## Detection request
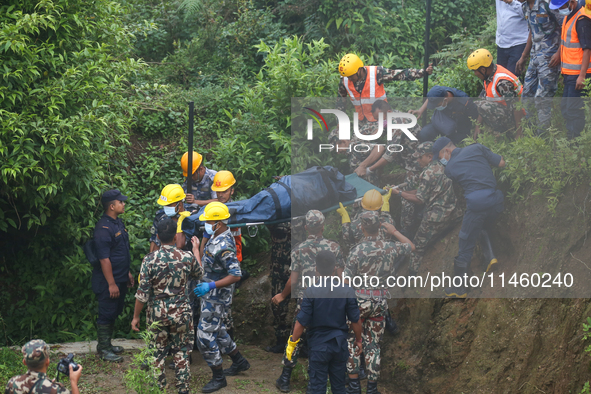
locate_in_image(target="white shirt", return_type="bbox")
[496,0,529,48]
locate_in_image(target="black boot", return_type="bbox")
[107,323,124,354]
[275,366,292,393]
[223,351,250,376]
[346,377,361,394]
[366,380,381,394]
[202,366,227,393]
[96,324,123,362]
[265,333,287,353]
[385,309,400,336]
[480,230,497,272]
[359,356,367,380]
[445,262,468,299]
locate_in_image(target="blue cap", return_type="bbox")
[101,189,128,204]
[426,86,450,109]
[549,0,569,9]
[432,136,451,162]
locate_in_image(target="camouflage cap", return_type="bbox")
[359,210,380,228]
[22,339,49,364]
[305,210,325,228]
[417,141,434,156]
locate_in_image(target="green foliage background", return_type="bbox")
[1,0,590,346]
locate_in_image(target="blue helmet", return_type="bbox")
[549,0,569,10]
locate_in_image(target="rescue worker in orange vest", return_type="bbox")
[337,54,433,135]
[467,48,526,139]
[550,0,591,139]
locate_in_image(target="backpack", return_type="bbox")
[83,239,101,269]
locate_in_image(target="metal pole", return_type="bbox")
[422,0,432,125]
[423,0,432,98]
[187,102,194,195]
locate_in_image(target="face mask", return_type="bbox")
[204,223,216,235]
[559,5,571,15]
[163,206,177,217]
[440,158,449,166]
[435,104,447,111]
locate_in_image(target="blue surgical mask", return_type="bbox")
[163,206,177,217]
[440,158,448,166]
[559,6,571,15]
[204,223,215,235]
[435,105,447,111]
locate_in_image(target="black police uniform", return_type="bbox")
[443,143,504,269]
[92,212,130,325]
[296,282,360,394]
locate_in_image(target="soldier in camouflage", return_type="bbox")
[359,100,423,237]
[132,219,204,394]
[5,339,83,394]
[515,0,561,132]
[192,202,250,393]
[273,210,343,393]
[265,222,293,353]
[337,189,395,246]
[344,211,415,394]
[391,142,462,274]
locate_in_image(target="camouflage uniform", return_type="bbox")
[349,133,379,184]
[196,229,241,367]
[268,223,292,339]
[283,211,343,368]
[5,340,69,394]
[182,167,217,210]
[381,119,422,236]
[475,64,522,133]
[136,245,204,391]
[408,143,461,272]
[342,210,395,247]
[345,211,412,381]
[522,0,561,128]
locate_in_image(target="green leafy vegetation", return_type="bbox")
[1,0,590,347]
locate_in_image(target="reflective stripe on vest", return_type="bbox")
[561,8,591,75]
[342,66,387,122]
[484,64,523,106]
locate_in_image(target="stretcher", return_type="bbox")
[227,173,385,229]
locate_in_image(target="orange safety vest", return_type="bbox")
[484,64,523,106]
[561,8,591,75]
[343,66,387,122]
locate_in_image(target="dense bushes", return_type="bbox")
[1,0,589,346]
[0,0,143,344]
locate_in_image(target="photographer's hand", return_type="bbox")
[69,364,82,394]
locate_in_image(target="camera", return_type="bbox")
[56,353,79,376]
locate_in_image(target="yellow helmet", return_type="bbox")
[181,151,203,177]
[199,201,231,221]
[339,54,364,77]
[157,184,186,206]
[361,189,383,211]
[211,171,236,192]
[467,49,493,70]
